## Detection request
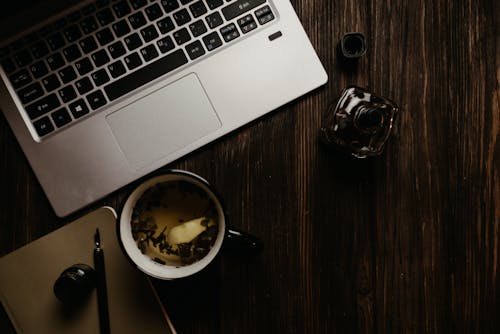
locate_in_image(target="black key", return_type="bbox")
[67,11,82,22]
[96,8,115,26]
[108,60,126,78]
[129,11,147,29]
[189,20,207,37]
[33,116,54,136]
[185,40,205,60]
[189,1,207,18]
[46,52,65,70]
[161,0,179,13]
[82,4,96,15]
[30,41,50,59]
[91,69,110,86]
[157,17,175,34]
[18,82,44,104]
[96,0,111,8]
[205,0,223,10]
[145,3,163,21]
[180,0,194,4]
[13,50,32,67]
[124,33,143,50]
[63,44,82,62]
[75,57,94,75]
[41,74,61,92]
[26,93,60,119]
[205,11,223,29]
[140,25,159,42]
[112,20,131,37]
[24,32,39,45]
[222,0,265,21]
[47,32,66,51]
[104,49,188,101]
[58,66,77,83]
[9,69,32,89]
[69,99,90,118]
[124,52,143,70]
[108,41,127,59]
[64,25,82,43]
[53,18,68,30]
[80,16,99,34]
[86,90,107,110]
[29,61,49,79]
[140,44,159,62]
[112,1,131,18]
[79,36,99,53]
[220,23,239,42]
[75,77,94,94]
[130,0,148,10]
[173,28,191,45]
[58,85,77,103]
[91,49,111,67]
[255,5,274,25]
[173,9,191,26]
[157,36,175,53]
[38,25,54,37]
[238,14,257,33]
[51,107,72,127]
[202,31,223,51]
[96,28,115,46]
[1,58,16,74]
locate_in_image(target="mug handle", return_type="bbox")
[223,228,263,255]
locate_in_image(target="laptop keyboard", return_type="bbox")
[0,0,276,138]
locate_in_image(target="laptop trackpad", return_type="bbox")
[106,74,221,170]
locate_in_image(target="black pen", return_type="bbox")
[94,228,111,334]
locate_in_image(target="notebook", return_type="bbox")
[0,206,176,334]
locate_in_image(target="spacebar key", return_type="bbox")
[104,49,188,101]
[222,0,266,21]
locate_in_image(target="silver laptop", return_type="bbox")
[0,0,327,217]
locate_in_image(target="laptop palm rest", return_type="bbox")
[106,73,221,170]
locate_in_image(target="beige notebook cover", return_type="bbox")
[0,207,176,334]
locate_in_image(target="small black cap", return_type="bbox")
[340,32,367,59]
[53,264,96,304]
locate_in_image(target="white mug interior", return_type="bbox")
[119,171,226,279]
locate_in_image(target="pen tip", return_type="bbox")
[95,228,101,247]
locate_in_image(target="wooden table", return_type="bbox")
[1,0,499,332]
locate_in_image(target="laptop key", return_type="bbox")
[140,25,159,43]
[129,12,147,29]
[221,0,265,21]
[30,61,49,79]
[220,23,239,42]
[26,93,60,119]
[157,36,175,53]
[130,0,148,10]
[238,14,257,33]
[104,48,188,101]
[64,25,82,43]
[112,20,131,37]
[75,57,94,75]
[81,4,96,16]
[86,90,107,110]
[189,20,207,37]
[75,77,94,94]
[124,52,143,70]
[13,50,32,67]
[9,69,32,89]
[205,0,223,10]
[47,32,66,51]
[140,44,159,62]
[1,58,16,74]
[202,31,222,51]
[91,49,111,67]
[96,0,111,9]
[51,107,72,127]
[30,41,50,59]
[79,36,99,54]
[80,16,99,34]
[58,66,77,84]
[108,60,126,78]
[91,69,110,86]
[18,82,44,104]
[112,1,132,18]
[108,41,126,59]
[63,44,82,62]
[185,40,205,60]
[69,99,90,119]
[145,4,163,21]
[255,5,274,25]
[173,9,191,26]
[46,52,65,71]
[189,1,207,18]
[157,17,175,34]
[96,8,115,26]
[161,0,179,13]
[124,33,143,51]
[58,85,77,103]
[33,116,55,137]
[41,74,61,92]
[180,0,194,4]
[205,12,223,29]
[173,28,191,45]
[96,28,115,46]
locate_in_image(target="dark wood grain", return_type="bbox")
[1,0,499,333]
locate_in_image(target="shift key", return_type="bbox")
[221,0,266,21]
[25,93,60,119]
